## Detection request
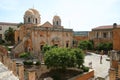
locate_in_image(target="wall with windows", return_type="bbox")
[0,22,18,40]
[89,28,113,47]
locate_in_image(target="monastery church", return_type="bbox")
[13,8,73,56]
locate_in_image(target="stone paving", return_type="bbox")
[84,52,110,80]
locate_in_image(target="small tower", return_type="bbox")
[24,8,40,24]
[53,15,61,27]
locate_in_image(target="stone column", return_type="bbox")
[118,63,120,78]
[0,55,2,62]
[3,56,7,65]
[109,68,116,80]
[7,57,11,70]
[12,60,17,76]
[18,64,24,80]
[28,70,36,80]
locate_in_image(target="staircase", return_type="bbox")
[12,36,29,57]
[0,62,19,80]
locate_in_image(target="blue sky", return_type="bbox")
[0,0,120,31]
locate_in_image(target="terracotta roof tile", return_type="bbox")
[92,25,120,30]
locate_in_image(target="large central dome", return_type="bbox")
[25,8,40,16]
[24,8,41,24]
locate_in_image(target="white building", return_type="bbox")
[0,22,18,40]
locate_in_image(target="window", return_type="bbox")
[103,33,107,38]
[0,34,2,39]
[36,18,37,24]
[66,43,69,47]
[0,26,2,30]
[96,32,98,38]
[28,17,30,22]
[40,45,44,50]
[56,21,58,25]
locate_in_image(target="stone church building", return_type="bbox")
[13,8,73,56]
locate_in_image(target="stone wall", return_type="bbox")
[113,28,120,50]
[68,70,94,80]
[0,45,36,80]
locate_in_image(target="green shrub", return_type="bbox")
[23,60,33,65]
[35,61,41,65]
[81,65,89,72]
[19,52,29,58]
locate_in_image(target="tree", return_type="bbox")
[17,22,24,28]
[44,47,84,69]
[78,40,93,50]
[42,44,57,53]
[96,42,113,51]
[72,48,84,68]
[4,27,15,44]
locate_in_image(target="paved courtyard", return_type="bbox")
[84,52,110,80]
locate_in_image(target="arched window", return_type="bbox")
[36,18,37,24]
[56,21,59,25]
[28,17,30,22]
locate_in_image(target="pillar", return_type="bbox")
[0,55,2,62]
[3,56,7,65]
[118,63,120,78]
[109,68,116,80]
[18,64,24,80]
[12,60,17,76]
[28,70,36,80]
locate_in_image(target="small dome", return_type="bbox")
[53,15,61,20]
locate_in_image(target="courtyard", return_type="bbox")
[84,52,110,80]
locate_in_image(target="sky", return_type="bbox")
[0,0,120,31]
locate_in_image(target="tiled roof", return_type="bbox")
[41,21,53,28]
[0,22,18,26]
[92,25,120,30]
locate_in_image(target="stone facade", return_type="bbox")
[89,25,113,47]
[14,8,73,56]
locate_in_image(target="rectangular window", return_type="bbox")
[0,34,2,39]
[103,33,107,38]
[0,26,2,30]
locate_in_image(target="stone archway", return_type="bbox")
[24,39,32,52]
[66,41,69,48]
[52,37,60,47]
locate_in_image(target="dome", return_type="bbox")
[53,15,61,26]
[24,8,40,16]
[53,15,61,20]
[24,8,41,24]
[25,10,34,15]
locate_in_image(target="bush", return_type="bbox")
[23,60,33,65]
[19,52,29,59]
[35,61,41,65]
[81,65,89,72]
